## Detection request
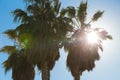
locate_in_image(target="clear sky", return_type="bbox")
[0,0,120,80]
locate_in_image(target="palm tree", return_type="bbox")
[0,29,35,80]
[1,0,73,80]
[24,1,73,80]
[63,1,112,80]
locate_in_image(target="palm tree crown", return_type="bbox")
[62,1,112,80]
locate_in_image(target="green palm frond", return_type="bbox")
[0,46,16,54]
[53,0,61,15]
[12,9,28,23]
[4,29,17,40]
[77,1,87,23]
[60,8,68,17]
[27,4,41,16]
[67,6,76,18]
[92,11,104,21]
[15,24,31,35]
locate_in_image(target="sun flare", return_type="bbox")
[87,31,99,44]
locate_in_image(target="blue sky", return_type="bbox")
[0,0,120,80]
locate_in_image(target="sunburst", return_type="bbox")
[87,31,99,44]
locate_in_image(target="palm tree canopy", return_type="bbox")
[62,1,112,79]
[9,0,73,71]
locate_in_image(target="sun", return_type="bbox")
[87,31,99,44]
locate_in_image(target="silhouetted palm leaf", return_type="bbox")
[4,29,17,40]
[67,6,76,18]
[0,46,16,54]
[92,11,104,21]
[12,9,29,23]
[77,1,87,23]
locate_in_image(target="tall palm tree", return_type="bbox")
[2,0,73,80]
[63,1,112,80]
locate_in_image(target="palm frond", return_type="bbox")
[27,5,36,14]
[15,24,30,35]
[98,43,103,52]
[12,9,28,23]
[0,46,16,54]
[53,0,61,15]
[2,53,17,74]
[97,30,112,40]
[3,60,11,74]
[106,35,113,40]
[92,11,104,21]
[60,8,68,17]
[3,29,17,40]
[67,6,76,18]
[77,1,87,23]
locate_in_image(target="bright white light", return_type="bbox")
[87,31,99,44]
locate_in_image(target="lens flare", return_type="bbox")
[87,31,99,44]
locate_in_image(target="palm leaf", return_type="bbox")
[60,8,68,17]
[12,9,28,23]
[97,30,112,40]
[53,0,61,15]
[77,1,87,23]
[98,43,103,52]
[3,60,11,74]
[67,6,76,18]
[2,53,17,74]
[0,46,16,54]
[4,29,17,40]
[92,11,104,21]
[106,35,113,40]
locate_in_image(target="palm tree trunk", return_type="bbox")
[74,75,80,80]
[42,62,50,80]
